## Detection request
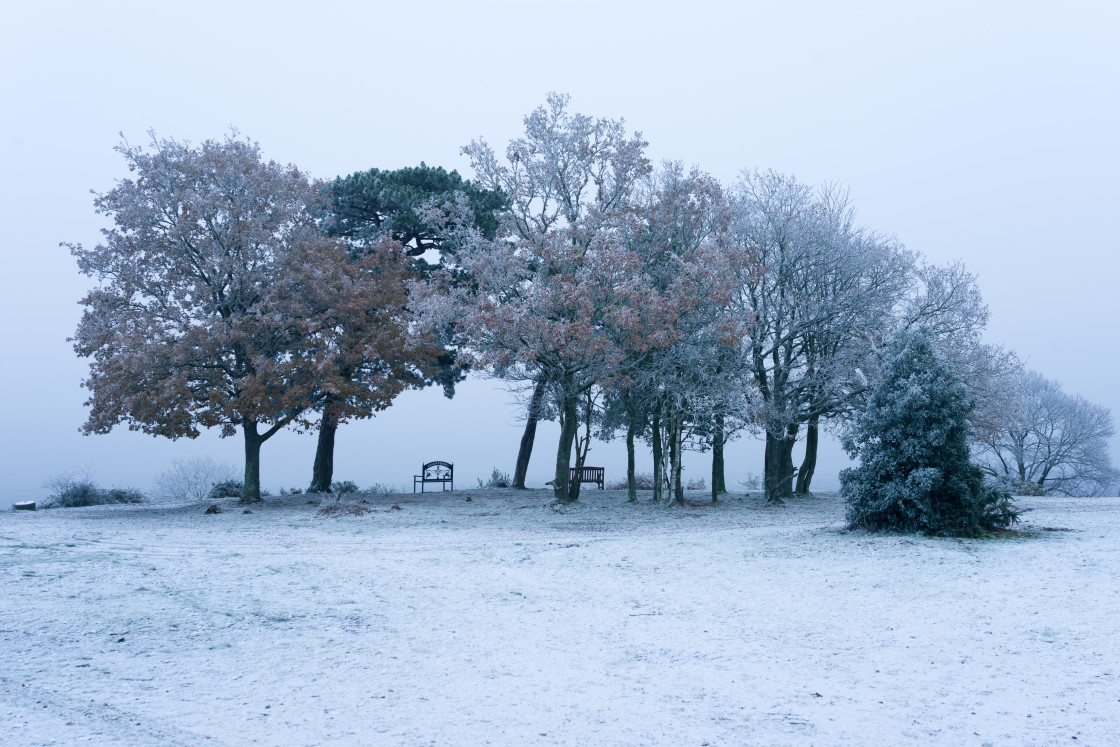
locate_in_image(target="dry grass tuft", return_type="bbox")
[317,504,371,518]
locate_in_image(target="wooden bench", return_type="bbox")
[414,461,453,492]
[570,466,604,490]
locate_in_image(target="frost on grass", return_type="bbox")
[0,489,1115,746]
[317,503,370,518]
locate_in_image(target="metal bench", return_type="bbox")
[570,466,604,490]
[414,461,453,492]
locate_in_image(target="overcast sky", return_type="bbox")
[2,1,1117,499]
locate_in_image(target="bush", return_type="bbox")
[1006,479,1048,497]
[42,469,145,508]
[208,480,244,500]
[104,487,145,504]
[686,476,707,491]
[206,480,270,499]
[739,473,762,492]
[606,472,655,491]
[477,467,511,489]
[841,328,1019,536]
[331,480,361,494]
[365,483,401,495]
[153,457,237,503]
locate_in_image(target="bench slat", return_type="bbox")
[569,466,605,489]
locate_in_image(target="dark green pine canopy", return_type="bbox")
[322,163,506,256]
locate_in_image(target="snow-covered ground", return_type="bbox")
[2,489,1117,746]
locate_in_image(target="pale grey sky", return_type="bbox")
[2,1,1117,498]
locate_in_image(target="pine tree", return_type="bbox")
[840,328,1018,535]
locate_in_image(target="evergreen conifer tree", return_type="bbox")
[841,328,1018,535]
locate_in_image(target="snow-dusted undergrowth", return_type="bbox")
[2,490,1116,745]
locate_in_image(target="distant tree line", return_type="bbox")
[66,97,1117,515]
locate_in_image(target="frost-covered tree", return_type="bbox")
[451,94,666,502]
[895,262,1020,441]
[796,260,1018,496]
[841,328,1018,535]
[67,133,426,502]
[975,370,1118,496]
[622,164,750,504]
[728,171,908,502]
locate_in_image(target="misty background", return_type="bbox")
[2,1,1117,499]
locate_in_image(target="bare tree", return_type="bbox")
[897,262,1021,441]
[975,371,1118,495]
[727,171,908,502]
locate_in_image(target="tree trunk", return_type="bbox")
[553,381,579,503]
[567,392,593,503]
[712,413,726,501]
[513,375,547,489]
[779,424,797,499]
[670,420,684,503]
[652,415,663,504]
[763,426,798,504]
[626,417,637,502]
[763,431,780,504]
[795,415,818,495]
[242,420,263,503]
[667,417,679,504]
[309,398,339,493]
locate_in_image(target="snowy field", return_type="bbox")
[2,489,1117,746]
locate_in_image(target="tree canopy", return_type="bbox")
[322,163,505,255]
[67,133,431,501]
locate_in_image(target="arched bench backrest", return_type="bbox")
[415,461,454,492]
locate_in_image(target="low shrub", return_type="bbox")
[153,458,237,503]
[1006,479,1047,497]
[104,488,145,504]
[331,480,360,495]
[208,480,244,500]
[365,483,401,495]
[205,481,271,500]
[477,467,511,489]
[42,470,145,508]
[686,476,707,491]
[739,473,762,491]
[317,504,370,518]
[606,472,655,490]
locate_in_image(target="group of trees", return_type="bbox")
[67,135,490,501]
[68,97,1117,509]
[975,371,1118,495]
